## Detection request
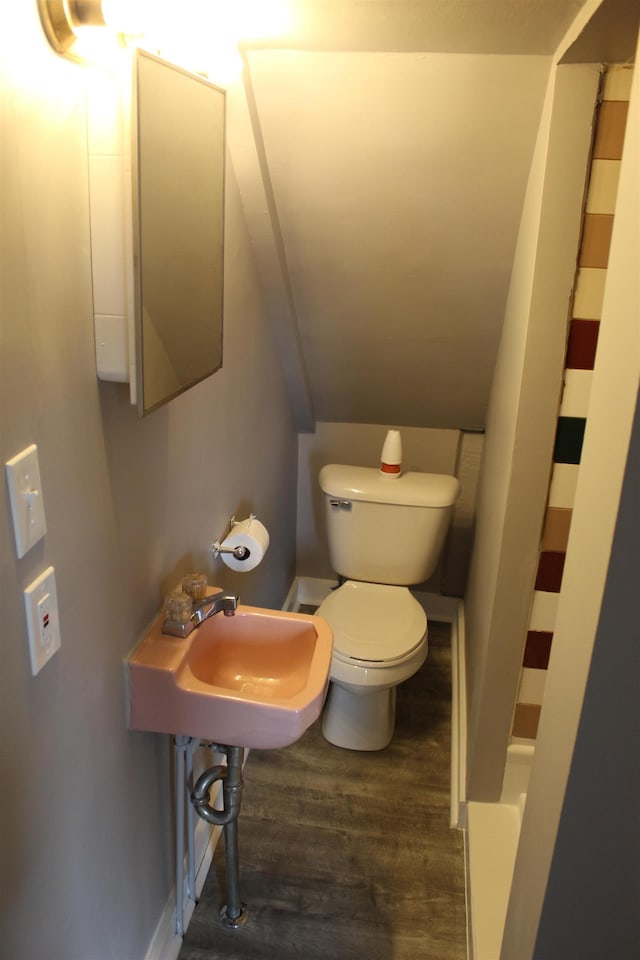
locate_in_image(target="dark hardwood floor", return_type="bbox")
[179,622,467,960]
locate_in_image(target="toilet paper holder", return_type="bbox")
[212,516,251,562]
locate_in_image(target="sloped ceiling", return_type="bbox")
[231,0,590,431]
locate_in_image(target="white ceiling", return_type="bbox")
[232,0,594,431]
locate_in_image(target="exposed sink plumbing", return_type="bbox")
[192,744,247,928]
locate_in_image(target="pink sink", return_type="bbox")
[127,602,333,749]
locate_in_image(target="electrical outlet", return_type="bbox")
[37,593,53,647]
[24,567,61,675]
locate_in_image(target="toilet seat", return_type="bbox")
[317,581,427,665]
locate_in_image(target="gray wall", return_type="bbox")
[534,389,640,958]
[531,48,639,953]
[463,62,600,800]
[246,49,551,432]
[502,26,640,953]
[0,7,297,958]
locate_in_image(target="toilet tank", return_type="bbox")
[319,465,459,586]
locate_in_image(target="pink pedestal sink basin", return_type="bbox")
[127,600,333,749]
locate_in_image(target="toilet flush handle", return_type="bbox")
[329,500,352,510]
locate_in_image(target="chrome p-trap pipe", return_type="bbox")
[191,745,247,927]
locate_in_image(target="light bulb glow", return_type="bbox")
[39,0,293,78]
[100,0,163,35]
[72,26,120,62]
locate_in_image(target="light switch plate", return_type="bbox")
[5,443,47,558]
[24,567,61,675]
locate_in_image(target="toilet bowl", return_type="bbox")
[317,580,428,750]
[318,462,458,750]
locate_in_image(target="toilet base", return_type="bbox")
[322,682,397,751]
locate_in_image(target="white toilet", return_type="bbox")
[317,464,459,751]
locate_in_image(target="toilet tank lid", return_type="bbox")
[319,465,459,507]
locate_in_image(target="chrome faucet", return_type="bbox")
[191,590,239,624]
[162,589,239,637]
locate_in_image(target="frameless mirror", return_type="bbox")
[133,50,225,416]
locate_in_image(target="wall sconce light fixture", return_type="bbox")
[37,0,109,55]
[37,0,293,80]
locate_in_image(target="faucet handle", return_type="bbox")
[162,589,196,638]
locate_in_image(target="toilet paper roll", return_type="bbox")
[218,516,270,572]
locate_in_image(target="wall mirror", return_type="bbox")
[133,49,226,416]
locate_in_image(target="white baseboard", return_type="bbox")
[449,600,467,829]
[414,590,461,624]
[144,783,224,960]
[283,576,335,610]
[466,801,521,960]
[413,592,467,829]
[500,741,535,807]
[286,578,463,623]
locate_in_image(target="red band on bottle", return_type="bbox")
[380,462,401,474]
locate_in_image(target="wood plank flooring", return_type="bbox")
[179,622,467,960]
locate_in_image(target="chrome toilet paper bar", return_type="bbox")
[213,542,250,561]
[211,515,269,571]
[212,516,250,560]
